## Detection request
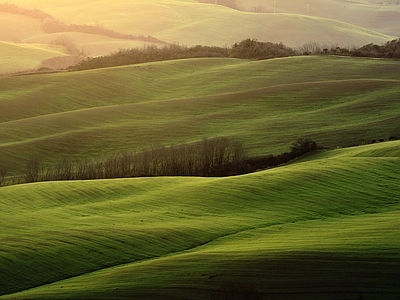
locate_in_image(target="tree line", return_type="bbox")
[69,38,400,72]
[300,39,400,58]
[3,133,399,186]
[0,137,318,186]
[69,39,296,71]
[0,3,165,44]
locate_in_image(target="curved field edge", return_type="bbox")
[0,141,399,299]
[1,56,400,174]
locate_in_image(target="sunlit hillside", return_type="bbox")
[1,56,399,176]
[0,140,399,299]
[235,0,400,37]
[1,0,396,73]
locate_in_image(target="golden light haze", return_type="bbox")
[1,0,399,73]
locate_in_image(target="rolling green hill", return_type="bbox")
[1,56,399,176]
[0,140,399,299]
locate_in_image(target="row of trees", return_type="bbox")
[4,133,400,186]
[4,133,398,186]
[42,19,166,44]
[0,3,52,21]
[70,44,229,70]
[350,39,400,58]
[299,39,400,58]
[70,39,296,71]
[70,38,400,72]
[27,138,246,182]
[1,137,318,186]
[0,3,165,45]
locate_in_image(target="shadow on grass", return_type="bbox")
[212,281,262,300]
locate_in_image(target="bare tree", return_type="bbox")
[0,166,7,186]
[25,157,41,183]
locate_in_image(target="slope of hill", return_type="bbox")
[0,140,399,299]
[1,56,399,176]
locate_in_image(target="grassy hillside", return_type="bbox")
[0,140,399,299]
[1,56,399,176]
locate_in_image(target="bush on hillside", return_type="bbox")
[230,38,296,59]
[290,138,318,156]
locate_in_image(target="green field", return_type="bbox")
[1,56,400,176]
[0,140,399,299]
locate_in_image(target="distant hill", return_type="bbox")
[0,0,397,74]
[229,0,400,37]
